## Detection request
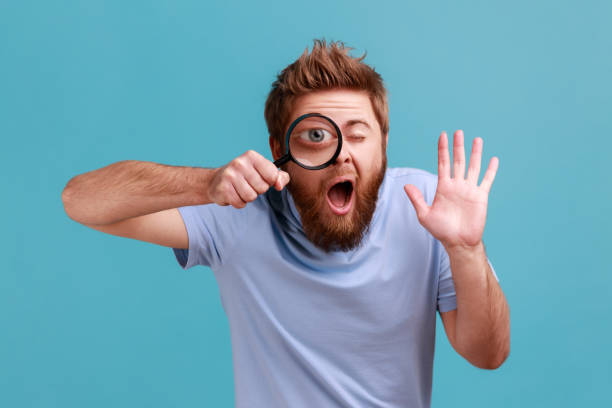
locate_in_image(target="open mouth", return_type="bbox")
[326,180,354,215]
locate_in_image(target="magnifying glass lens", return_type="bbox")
[288,117,340,167]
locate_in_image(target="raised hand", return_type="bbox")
[208,150,291,208]
[404,130,499,250]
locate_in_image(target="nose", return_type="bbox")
[334,139,352,165]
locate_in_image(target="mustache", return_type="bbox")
[317,166,359,189]
[289,160,386,252]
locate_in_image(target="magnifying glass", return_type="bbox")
[273,113,343,170]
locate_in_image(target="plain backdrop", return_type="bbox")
[2,0,610,406]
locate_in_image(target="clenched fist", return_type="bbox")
[208,150,291,208]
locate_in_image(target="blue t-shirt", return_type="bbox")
[172,167,498,408]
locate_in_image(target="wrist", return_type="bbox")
[443,240,485,260]
[191,166,218,205]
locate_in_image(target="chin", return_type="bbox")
[292,185,378,253]
[288,155,387,252]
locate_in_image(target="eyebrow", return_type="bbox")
[345,119,371,129]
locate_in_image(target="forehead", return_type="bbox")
[290,89,377,128]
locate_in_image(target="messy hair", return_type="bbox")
[264,39,389,146]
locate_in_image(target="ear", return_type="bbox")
[269,136,282,161]
[384,132,389,151]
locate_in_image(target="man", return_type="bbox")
[62,39,510,408]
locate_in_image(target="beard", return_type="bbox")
[287,154,387,252]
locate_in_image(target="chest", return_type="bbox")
[216,215,439,346]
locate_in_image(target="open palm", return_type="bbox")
[404,130,499,249]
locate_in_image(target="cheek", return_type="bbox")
[355,142,383,174]
[287,165,321,193]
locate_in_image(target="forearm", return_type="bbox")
[62,160,215,225]
[446,241,510,368]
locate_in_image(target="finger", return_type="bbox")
[479,156,499,193]
[232,177,258,204]
[438,131,451,180]
[227,189,247,209]
[243,166,272,195]
[403,184,430,221]
[274,170,291,191]
[248,150,283,187]
[452,130,466,179]
[466,137,483,185]
[214,179,246,208]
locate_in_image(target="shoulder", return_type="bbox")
[384,167,439,205]
[180,193,269,232]
[385,167,437,183]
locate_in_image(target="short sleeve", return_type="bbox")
[436,242,500,313]
[172,201,250,270]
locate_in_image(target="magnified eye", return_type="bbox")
[299,128,332,143]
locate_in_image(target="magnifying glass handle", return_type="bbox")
[273,155,290,167]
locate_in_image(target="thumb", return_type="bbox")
[403,184,430,220]
[274,170,291,191]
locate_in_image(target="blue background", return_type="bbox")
[2,0,610,406]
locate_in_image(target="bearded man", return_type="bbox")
[62,39,510,408]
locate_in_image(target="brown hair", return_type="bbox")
[264,39,389,146]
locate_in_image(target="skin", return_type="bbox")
[207,149,290,208]
[274,89,510,369]
[404,130,510,369]
[269,89,388,222]
[63,87,509,370]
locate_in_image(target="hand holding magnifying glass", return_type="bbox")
[207,113,342,209]
[274,113,343,170]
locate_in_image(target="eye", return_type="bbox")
[347,133,366,141]
[299,128,332,143]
